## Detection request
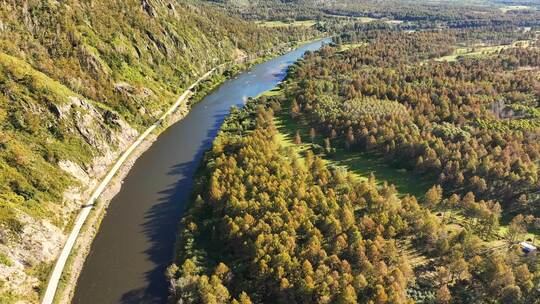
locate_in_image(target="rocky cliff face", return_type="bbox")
[0,90,138,302]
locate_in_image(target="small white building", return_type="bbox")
[520,241,537,253]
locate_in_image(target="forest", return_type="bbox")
[290,27,539,214]
[171,101,422,303]
[171,14,540,304]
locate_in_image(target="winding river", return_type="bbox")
[72,39,329,304]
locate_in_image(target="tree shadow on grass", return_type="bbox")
[276,101,433,199]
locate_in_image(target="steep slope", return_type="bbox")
[0,1,314,302]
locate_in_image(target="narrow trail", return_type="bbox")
[41,67,218,304]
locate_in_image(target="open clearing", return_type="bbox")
[323,14,403,25]
[500,5,534,13]
[339,42,366,52]
[323,14,377,23]
[435,40,533,62]
[256,20,318,27]
[257,16,403,28]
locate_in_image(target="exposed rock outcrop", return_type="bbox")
[0,95,138,301]
[142,0,157,17]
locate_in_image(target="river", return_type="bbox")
[72,39,329,304]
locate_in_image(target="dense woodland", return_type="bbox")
[172,20,540,304]
[171,102,421,303]
[322,1,540,28]
[1,0,540,302]
[172,84,540,303]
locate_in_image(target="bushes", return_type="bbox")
[0,253,12,267]
[0,202,23,236]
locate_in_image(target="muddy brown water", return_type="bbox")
[72,39,329,304]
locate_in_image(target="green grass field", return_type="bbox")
[322,14,402,25]
[435,45,507,62]
[256,20,318,28]
[274,94,433,198]
[256,15,402,29]
[329,15,377,23]
[435,40,532,62]
[339,43,366,52]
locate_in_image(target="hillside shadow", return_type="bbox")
[119,111,228,304]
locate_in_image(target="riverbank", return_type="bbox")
[51,102,195,304]
[45,38,327,304]
[43,68,217,304]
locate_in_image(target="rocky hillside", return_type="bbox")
[0,0,315,302]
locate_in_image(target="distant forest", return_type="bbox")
[205,0,540,28]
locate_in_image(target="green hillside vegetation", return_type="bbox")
[0,51,95,231]
[0,0,316,126]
